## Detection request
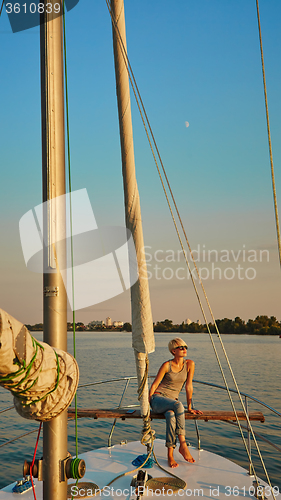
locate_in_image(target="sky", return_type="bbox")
[0,0,281,326]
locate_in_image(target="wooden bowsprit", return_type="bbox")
[68,408,265,422]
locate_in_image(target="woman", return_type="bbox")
[149,337,202,468]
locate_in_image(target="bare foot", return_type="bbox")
[179,442,195,463]
[168,456,179,468]
[168,449,179,468]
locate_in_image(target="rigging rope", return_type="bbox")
[0,0,5,17]
[256,0,281,268]
[62,0,79,460]
[30,422,42,500]
[106,1,277,497]
[0,429,38,449]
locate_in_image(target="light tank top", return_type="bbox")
[156,360,188,399]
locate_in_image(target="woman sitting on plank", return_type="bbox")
[149,337,202,468]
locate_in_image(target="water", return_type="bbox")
[0,333,280,490]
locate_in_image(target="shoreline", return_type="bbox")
[28,330,281,336]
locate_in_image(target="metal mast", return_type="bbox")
[40,2,68,499]
[110,0,154,417]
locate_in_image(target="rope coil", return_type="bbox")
[70,458,82,480]
[140,413,155,447]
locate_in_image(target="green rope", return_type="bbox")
[22,350,60,406]
[62,0,79,460]
[0,336,60,405]
[7,338,40,389]
[0,364,28,384]
[11,376,39,396]
[0,337,42,386]
[70,458,82,480]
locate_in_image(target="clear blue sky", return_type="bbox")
[0,0,281,325]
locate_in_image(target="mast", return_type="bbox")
[40,2,68,499]
[110,0,155,417]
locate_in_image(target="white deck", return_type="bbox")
[0,439,272,499]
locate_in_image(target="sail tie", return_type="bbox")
[137,354,149,400]
[134,354,155,447]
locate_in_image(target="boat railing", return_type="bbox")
[192,379,281,417]
[78,375,281,476]
[192,379,281,475]
[1,376,280,476]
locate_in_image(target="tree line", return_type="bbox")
[25,315,281,334]
[154,316,281,335]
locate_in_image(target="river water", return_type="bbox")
[0,333,280,490]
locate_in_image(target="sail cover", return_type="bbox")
[111,0,155,418]
[0,308,78,421]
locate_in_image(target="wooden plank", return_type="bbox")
[68,408,265,422]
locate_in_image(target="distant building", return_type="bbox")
[185,318,192,325]
[88,320,104,328]
[106,317,112,326]
[113,321,124,328]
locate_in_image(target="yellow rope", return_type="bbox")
[256,0,281,268]
[152,450,186,488]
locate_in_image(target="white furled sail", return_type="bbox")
[0,308,78,421]
[111,0,155,418]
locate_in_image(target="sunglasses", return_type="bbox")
[176,345,188,351]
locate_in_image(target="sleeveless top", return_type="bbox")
[156,360,188,399]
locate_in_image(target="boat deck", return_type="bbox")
[0,439,273,499]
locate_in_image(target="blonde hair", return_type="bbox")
[168,337,188,354]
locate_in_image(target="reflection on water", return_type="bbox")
[0,333,280,490]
